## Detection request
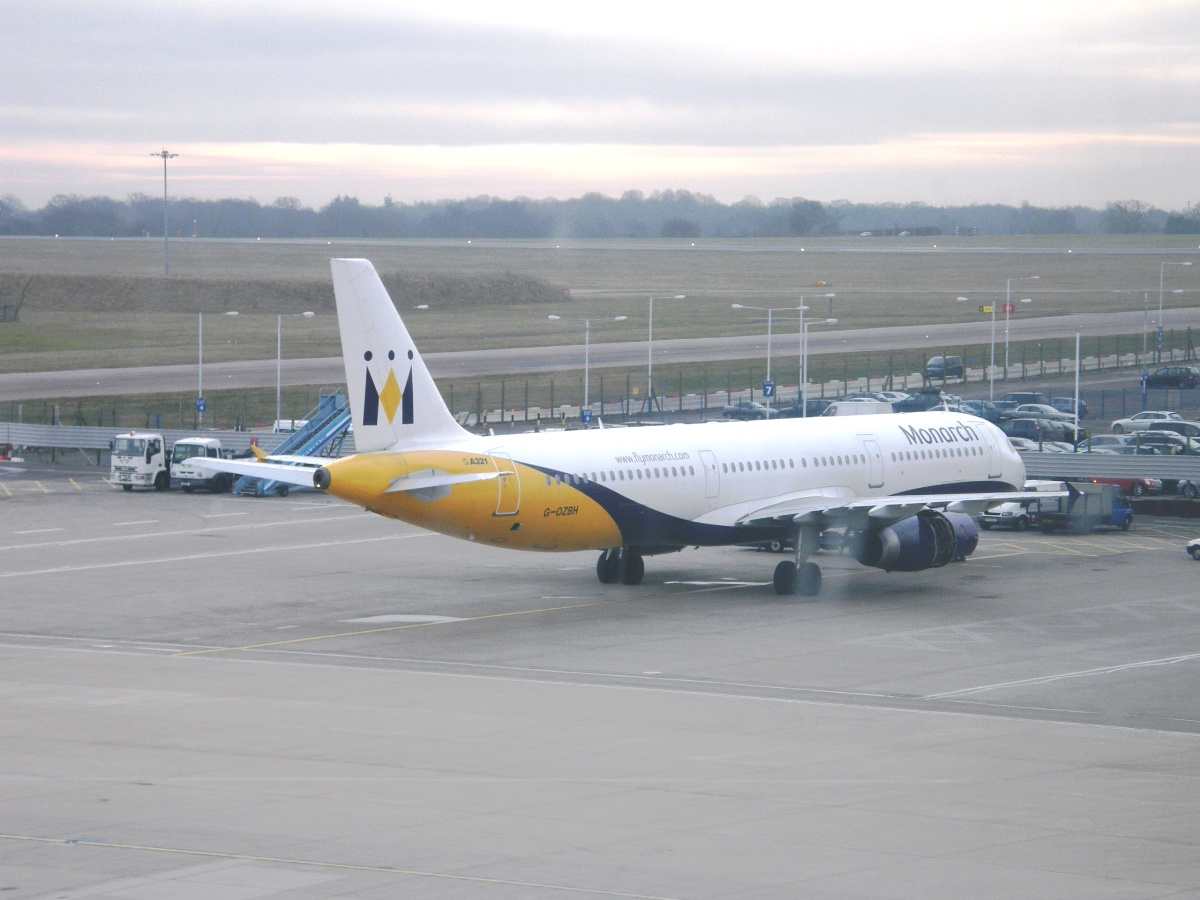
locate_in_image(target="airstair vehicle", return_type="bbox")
[234,392,352,496]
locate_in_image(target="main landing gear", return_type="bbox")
[596,548,643,585]
[771,522,823,597]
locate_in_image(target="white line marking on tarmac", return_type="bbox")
[201,512,247,518]
[925,652,1200,699]
[0,532,432,578]
[344,615,464,624]
[13,528,64,535]
[112,520,159,527]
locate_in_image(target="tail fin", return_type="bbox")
[330,258,469,451]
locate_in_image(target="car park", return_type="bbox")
[980,500,1037,530]
[1111,410,1182,433]
[721,401,777,420]
[924,355,964,381]
[1146,365,1200,389]
[1050,396,1088,419]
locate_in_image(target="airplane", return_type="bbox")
[196,258,1049,597]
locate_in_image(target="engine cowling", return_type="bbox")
[850,509,979,572]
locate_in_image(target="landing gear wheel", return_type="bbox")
[773,561,797,595]
[798,562,822,597]
[596,550,620,584]
[618,549,644,585]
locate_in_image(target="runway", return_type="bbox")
[2,471,1199,897]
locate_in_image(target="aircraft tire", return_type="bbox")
[596,550,619,584]
[618,549,644,585]
[773,561,797,595]
[798,562,822,597]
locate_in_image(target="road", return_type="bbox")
[2,308,1198,401]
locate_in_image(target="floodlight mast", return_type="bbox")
[152,149,178,277]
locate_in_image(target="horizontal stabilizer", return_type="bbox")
[191,457,318,489]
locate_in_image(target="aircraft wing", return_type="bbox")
[735,489,1067,528]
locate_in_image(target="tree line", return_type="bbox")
[1,190,1197,239]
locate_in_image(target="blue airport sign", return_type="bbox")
[196,397,207,413]
[762,381,775,398]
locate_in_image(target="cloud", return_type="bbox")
[2,1,1199,206]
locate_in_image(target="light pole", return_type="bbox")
[800,317,838,416]
[198,310,238,427]
[732,302,823,408]
[548,314,627,413]
[277,311,316,429]
[646,294,685,414]
[1004,275,1038,375]
[1158,260,1192,362]
[151,149,178,277]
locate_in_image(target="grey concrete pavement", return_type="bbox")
[1,477,1198,897]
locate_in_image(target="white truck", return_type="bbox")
[170,437,234,493]
[110,432,170,491]
[110,433,231,493]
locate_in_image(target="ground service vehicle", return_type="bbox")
[1034,482,1133,534]
[170,437,233,492]
[110,432,169,491]
[979,500,1036,530]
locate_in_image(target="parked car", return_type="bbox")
[877,391,909,403]
[777,398,831,418]
[1129,432,1200,455]
[1146,365,1200,389]
[1006,436,1042,452]
[1111,410,1182,434]
[1012,403,1076,422]
[1000,417,1064,442]
[1146,420,1200,438]
[1078,434,1130,452]
[958,399,1003,423]
[893,390,950,413]
[924,355,964,381]
[980,500,1037,531]
[1050,396,1089,419]
[1091,475,1164,497]
[721,401,777,420]
[1187,537,1200,560]
[1002,391,1050,406]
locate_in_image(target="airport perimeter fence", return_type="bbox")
[2,334,1198,438]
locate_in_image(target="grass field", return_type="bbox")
[1,235,1197,426]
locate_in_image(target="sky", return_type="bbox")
[3,0,1200,210]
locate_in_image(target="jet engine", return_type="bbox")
[850,509,979,572]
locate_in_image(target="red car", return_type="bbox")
[1090,476,1163,498]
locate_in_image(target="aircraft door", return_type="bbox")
[862,439,885,488]
[699,450,720,499]
[491,453,520,516]
[985,433,1003,479]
